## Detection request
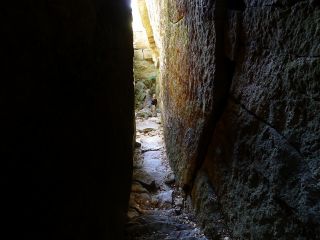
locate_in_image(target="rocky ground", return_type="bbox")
[125,115,208,240]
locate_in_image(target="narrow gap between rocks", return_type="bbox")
[125,1,208,239]
[126,113,210,240]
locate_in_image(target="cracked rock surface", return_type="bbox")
[144,0,319,239]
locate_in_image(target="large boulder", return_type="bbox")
[146,0,320,239]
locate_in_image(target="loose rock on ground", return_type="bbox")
[125,115,208,240]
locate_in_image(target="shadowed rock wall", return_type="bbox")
[202,1,320,238]
[145,0,319,239]
[1,1,133,239]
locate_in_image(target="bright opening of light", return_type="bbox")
[131,0,144,31]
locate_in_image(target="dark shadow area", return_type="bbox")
[1,1,134,239]
[227,0,246,11]
[225,58,236,85]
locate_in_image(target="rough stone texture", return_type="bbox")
[146,0,320,239]
[1,1,134,239]
[204,99,319,239]
[155,0,230,190]
[191,170,231,239]
[201,2,320,238]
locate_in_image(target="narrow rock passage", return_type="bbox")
[125,115,208,240]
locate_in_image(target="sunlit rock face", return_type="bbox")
[132,0,158,109]
[136,0,159,62]
[1,1,134,239]
[147,1,228,191]
[146,0,320,239]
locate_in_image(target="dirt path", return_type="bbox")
[125,115,208,240]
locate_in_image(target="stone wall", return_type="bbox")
[150,1,229,191]
[133,0,158,110]
[146,0,319,239]
[203,1,320,238]
[1,1,134,239]
[137,0,159,63]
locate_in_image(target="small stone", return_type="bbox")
[134,141,141,148]
[156,190,173,208]
[142,128,154,133]
[174,197,183,207]
[164,172,175,185]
